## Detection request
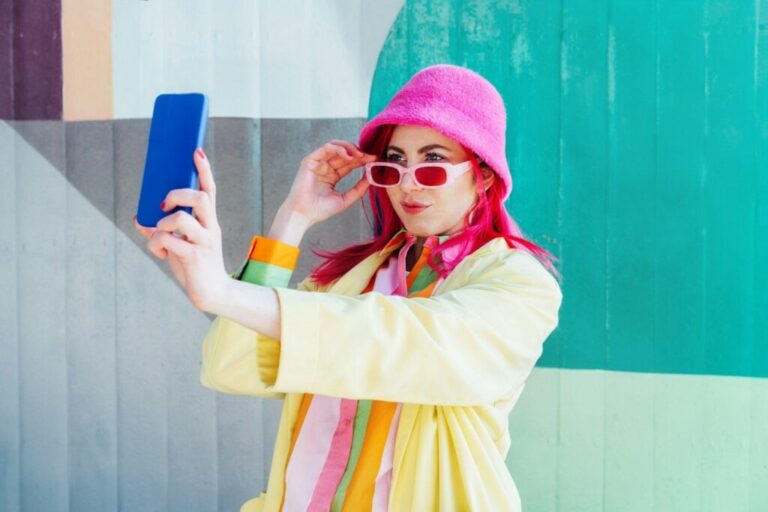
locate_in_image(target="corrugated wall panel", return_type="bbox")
[65,121,118,511]
[371,0,767,510]
[15,122,69,511]
[0,122,20,512]
[2,0,767,510]
[603,1,656,509]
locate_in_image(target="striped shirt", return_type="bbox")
[234,228,450,511]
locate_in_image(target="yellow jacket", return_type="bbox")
[200,236,562,511]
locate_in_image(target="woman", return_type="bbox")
[135,64,562,512]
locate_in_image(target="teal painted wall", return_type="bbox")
[371,0,768,379]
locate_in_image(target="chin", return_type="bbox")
[400,219,444,238]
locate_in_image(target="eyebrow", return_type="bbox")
[386,144,453,154]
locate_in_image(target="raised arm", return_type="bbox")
[267,248,562,406]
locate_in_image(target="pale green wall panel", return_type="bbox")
[508,369,768,511]
[749,380,768,508]
[603,371,654,511]
[554,370,606,510]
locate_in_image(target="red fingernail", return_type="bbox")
[196,148,206,160]
[160,201,166,210]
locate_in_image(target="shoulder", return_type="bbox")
[455,238,562,298]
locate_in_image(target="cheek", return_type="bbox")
[385,188,403,212]
[439,181,476,212]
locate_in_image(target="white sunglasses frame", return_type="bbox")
[363,160,473,188]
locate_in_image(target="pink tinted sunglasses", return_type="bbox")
[363,160,472,188]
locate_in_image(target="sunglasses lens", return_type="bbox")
[414,166,448,187]
[370,165,400,186]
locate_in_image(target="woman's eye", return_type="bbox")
[425,152,445,161]
[386,153,404,162]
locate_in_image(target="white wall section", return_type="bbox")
[112,0,404,119]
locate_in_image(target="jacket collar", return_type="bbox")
[377,227,453,257]
[327,234,510,296]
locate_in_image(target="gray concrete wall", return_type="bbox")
[0,118,371,512]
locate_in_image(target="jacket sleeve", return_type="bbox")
[200,236,308,399]
[271,249,562,406]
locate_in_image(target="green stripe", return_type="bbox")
[229,256,249,280]
[409,265,438,295]
[240,260,293,288]
[330,400,372,511]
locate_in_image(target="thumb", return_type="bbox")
[340,177,370,211]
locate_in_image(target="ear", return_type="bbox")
[481,166,495,192]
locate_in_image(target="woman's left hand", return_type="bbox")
[133,148,230,314]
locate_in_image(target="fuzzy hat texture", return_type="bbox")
[358,64,512,199]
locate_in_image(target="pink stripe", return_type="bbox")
[306,399,358,510]
[373,256,399,294]
[371,403,402,511]
[394,233,417,296]
[282,395,342,511]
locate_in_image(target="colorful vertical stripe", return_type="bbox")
[62,0,113,120]
[278,229,450,511]
[238,235,301,288]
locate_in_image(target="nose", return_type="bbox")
[399,170,421,192]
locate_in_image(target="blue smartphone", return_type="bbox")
[136,93,208,227]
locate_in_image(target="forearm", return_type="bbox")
[211,205,313,337]
[267,203,313,246]
[211,278,282,339]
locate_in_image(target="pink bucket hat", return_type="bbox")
[358,64,512,199]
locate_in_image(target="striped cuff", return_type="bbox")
[238,236,300,288]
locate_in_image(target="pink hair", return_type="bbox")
[308,125,560,286]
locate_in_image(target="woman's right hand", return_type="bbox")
[280,140,378,227]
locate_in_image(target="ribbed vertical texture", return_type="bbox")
[0,117,371,512]
[1,0,767,511]
[371,1,768,511]
[372,0,767,379]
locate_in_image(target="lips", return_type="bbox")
[400,201,430,214]
[402,201,428,207]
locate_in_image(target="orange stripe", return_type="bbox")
[341,401,398,511]
[279,275,375,509]
[249,236,300,269]
[279,393,314,512]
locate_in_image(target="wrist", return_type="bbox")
[204,273,238,317]
[208,278,281,339]
[268,205,313,246]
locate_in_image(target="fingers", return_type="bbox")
[194,148,216,209]
[307,141,375,166]
[304,141,376,181]
[148,230,194,261]
[161,188,217,229]
[333,153,377,177]
[133,216,156,239]
[329,140,364,157]
[156,210,207,244]
[339,176,371,211]
[328,140,378,169]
